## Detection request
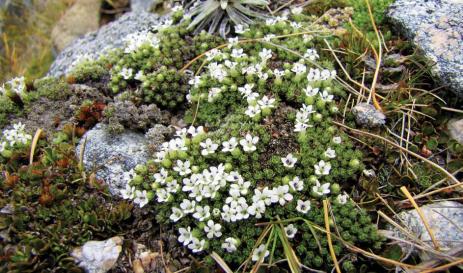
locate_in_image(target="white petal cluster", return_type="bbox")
[1,122,32,150]
[208,62,228,82]
[294,104,315,132]
[124,31,159,53]
[1,76,26,97]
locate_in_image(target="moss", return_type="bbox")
[0,128,132,272]
[0,95,20,128]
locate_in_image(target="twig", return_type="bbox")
[400,186,440,250]
[323,200,341,273]
[29,128,43,165]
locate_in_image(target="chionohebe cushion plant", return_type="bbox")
[117,5,383,270]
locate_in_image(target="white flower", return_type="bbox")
[259,48,273,62]
[222,237,239,252]
[180,199,196,213]
[333,136,342,144]
[188,126,204,137]
[289,176,304,191]
[168,138,188,151]
[273,69,285,77]
[312,181,331,196]
[7,76,26,95]
[133,190,149,208]
[153,168,168,184]
[234,24,249,34]
[291,6,303,14]
[178,227,193,246]
[281,154,297,168]
[240,134,259,152]
[304,48,319,61]
[135,70,145,81]
[156,188,171,203]
[222,137,238,152]
[208,63,228,82]
[123,31,159,53]
[205,48,222,61]
[204,220,222,239]
[170,207,184,222]
[294,122,310,132]
[252,187,273,206]
[200,138,219,156]
[188,237,206,253]
[296,199,311,213]
[314,160,331,176]
[307,68,321,81]
[208,87,222,102]
[290,21,302,29]
[248,201,266,218]
[119,67,133,80]
[258,96,275,109]
[188,76,202,87]
[238,83,254,97]
[120,184,136,200]
[228,37,239,47]
[337,193,349,204]
[230,180,251,196]
[304,85,319,97]
[260,34,275,42]
[193,205,211,221]
[291,62,307,75]
[252,244,269,261]
[285,224,298,239]
[324,147,336,159]
[271,185,293,205]
[175,128,188,138]
[173,160,192,176]
[320,90,334,102]
[231,48,246,59]
[245,105,261,118]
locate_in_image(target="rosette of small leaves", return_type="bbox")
[184,0,270,37]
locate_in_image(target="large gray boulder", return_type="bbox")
[76,123,150,196]
[388,201,463,259]
[388,0,463,97]
[48,11,163,77]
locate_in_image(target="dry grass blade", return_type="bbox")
[211,252,233,273]
[333,121,460,185]
[275,223,301,273]
[420,257,463,273]
[323,200,341,273]
[400,186,440,250]
[29,128,43,165]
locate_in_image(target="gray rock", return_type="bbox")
[131,0,157,12]
[51,0,102,52]
[388,201,463,259]
[48,11,163,77]
[76,123,149,196]
[352,103,386,127]
[72,236,123,273]
[448,119,463,145]
[388,0,463,97]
